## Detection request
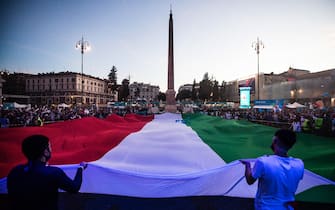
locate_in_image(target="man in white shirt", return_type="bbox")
[241,129,304,210]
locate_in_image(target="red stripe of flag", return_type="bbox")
[0,114,153,178]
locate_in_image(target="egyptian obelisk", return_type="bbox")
[165,9,177,113]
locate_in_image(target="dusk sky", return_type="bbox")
[1,0,335,91]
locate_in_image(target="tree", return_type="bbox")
[108,66,118,91]
[212,80,219,101]
[198,73,212,101]
[118,78,129,101]
[157,92,166,101]
[176,89,192,101]
[191,79,198,101]
[219,80,226,101]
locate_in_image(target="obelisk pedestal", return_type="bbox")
[165,89,177,113]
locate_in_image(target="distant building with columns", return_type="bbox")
[129,82,160,102]
[24,71,113,105]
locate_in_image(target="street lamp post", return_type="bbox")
[252,37,264,101]
[76,36,90,104]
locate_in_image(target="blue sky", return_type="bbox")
[1,0,335,91]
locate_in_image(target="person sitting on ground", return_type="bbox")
[7,134,88,210]
[241,129,304,210]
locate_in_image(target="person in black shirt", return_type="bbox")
[7,134,87,210]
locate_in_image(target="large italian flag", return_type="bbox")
[0,113,334,207]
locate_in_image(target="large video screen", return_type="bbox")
[238,77,255,94]
[239,87,251,109]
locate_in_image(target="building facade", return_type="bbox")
[1,72,30,104]
[129,82,160,102]
[261,68,335,107]
[222,67,335,107]
[25,72,112,105]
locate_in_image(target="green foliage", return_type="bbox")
[176,89,192,100]
[108,66,118,91]
[157,92,166,101]
[199,73,212,100]
[118,78,129,101]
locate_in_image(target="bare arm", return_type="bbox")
[240,160,257,185]
[57,162,88,193]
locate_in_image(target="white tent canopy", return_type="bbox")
[13,102,29,109]
[57,103,71,108]
[253,105,274,109]
[286,102,306,109]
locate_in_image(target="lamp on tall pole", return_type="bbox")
[252,37,264,100]
[76,36,90,104]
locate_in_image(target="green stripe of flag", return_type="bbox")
[183,113,335,204]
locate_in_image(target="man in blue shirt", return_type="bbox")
[7,134,88,210]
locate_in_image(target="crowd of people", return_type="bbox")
[0,105,110,127]
[1,104,334,137]
[201,107,335,137]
